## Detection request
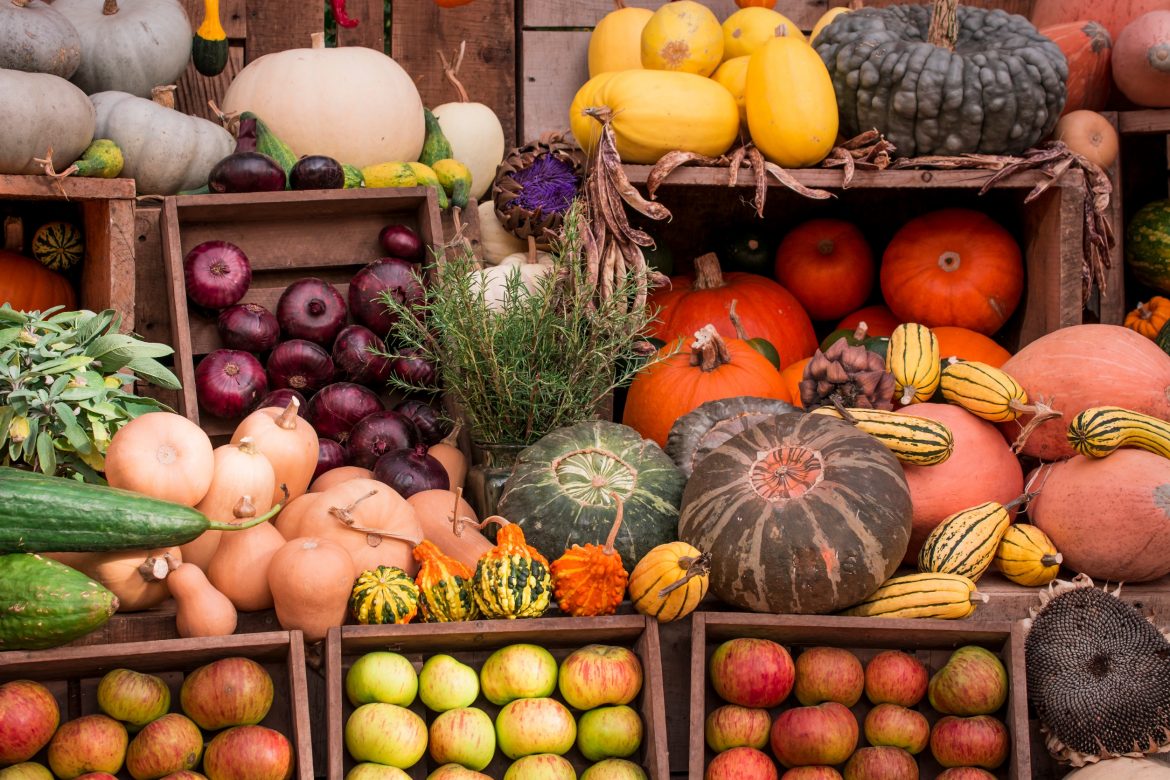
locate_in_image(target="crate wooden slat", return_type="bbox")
[0,631,314,780]
[1119,109,1170,135]
[690,613,1030,780]
[523,0,826,30]
[325,615,670,780]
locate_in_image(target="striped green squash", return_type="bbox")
[471,524,551,620]
[1067,405,1170,459]
[1127,199,1170,294]
[31,221,84,271]
[350,566,419,625]
[413,540,477,622]
[917,501,1011,581]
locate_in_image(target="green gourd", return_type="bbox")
[418,108,454,168]
[0,553,119,649]
[192,0,228,77]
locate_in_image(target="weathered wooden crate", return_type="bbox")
[0,175,136,331]
[324,615,670,779]
[0,630,314,780]
[158,187,443,436]
[690,612,1030,780]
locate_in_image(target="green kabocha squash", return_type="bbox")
[31,221,84,272]
[471,519,552,620]
[192,0,228,78]
[350,565,419,624]
[1127,199,1170,295]
[413,540,477,622]
[496,421,686,566]
[814,0,1067,156]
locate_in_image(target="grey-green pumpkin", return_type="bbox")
[0,0,81,78]
[0,69,95,176]
[496,421,685,566]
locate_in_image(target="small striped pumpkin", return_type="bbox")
[413,540,477,622]
[350,565,419,624]
[628,541,710,622]
[841,572,986,620]
[471,520,552,620]
[31,221,84,271]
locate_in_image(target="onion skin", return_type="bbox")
[277,277,348,346]
[378,224,425,263]
[332,325,392,387]
[313,439,347,482]
[388,348,438,388]
[259,388,307,414]
[373,443,450,499]
[196,349,268,420]
[208,152,287,193]
[393,399,451,446]
[289,155,345,190]
[185,241,252,310]
[347,410,420,469]
[348,258,424,337]
[267,339,335,394]
[306,382,384,442]
[217,303,279,352]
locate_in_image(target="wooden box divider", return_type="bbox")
[324,615,670,779]
[690,612,1030,780]
[0,630,314,780]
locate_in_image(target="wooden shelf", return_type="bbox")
[623,164,1081,191]
[0,174,135,200]
[1119,109,1170,134]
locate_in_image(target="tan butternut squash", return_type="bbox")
[231,399,319,505]
[105,412,215,506]
[167,558,237,638]
[267,537,354,642]
[427,426,467,490]
[57,548,180,612]
[184,437,276,571]
[406,489,492,570]
[309,466,373,493]
[206,496,287,612]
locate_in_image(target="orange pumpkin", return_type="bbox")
[649,252,817,369]
[1040,22,1113,113]
[773,219,874,321]
[836,304,900,337]
[781,357,811,408]
[1125,297,1170,339]
[623,324,789,448]
[1032,0,1167,43]
[0,251,76,312]
[932,326,1013,367]
[735,0,776,7]
[880,209,1023,336]
[1113,10,1170,108]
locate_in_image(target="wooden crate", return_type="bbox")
[0,631,314,780]
[0,175,136,331]
[690,612,1030,780]
[158,187,443,436]
[324,615,670,779]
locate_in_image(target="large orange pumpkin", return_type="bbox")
[1032,0,1169,42]
[880,209,1023,336]
[998,324,1170,460]
[773,219,874,321]
[623,324,790,448]
[896,403,1023,563]
[836,305,900,337]
[932,326,1013,367]
[649,252,817,368]
[0,251,77,312]
[1040,22,1113,113]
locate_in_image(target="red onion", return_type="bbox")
[373,443,449,499]
[378,224,425,262]
[267,339,335,394]
[347,411,421,469]
[259,388,307,413]
[313,439,347,482]
[195,349,268,420]
[277,277,347,346]
[185,241,251,309]
[393,399,451,446]
[389,347,438,388]
[217,303,279,352]
[306,382,384,442]
[348,258,424,337]
[332,325,393,387]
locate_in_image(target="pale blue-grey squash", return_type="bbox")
[0,70,95,175]
[0,0,82,78]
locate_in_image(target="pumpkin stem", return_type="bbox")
[207,99,242,134]
[102,0,118,14]
[614,0,627,8]
[1041,553,1064,567]
[927,0,958,51]
[1138,301,1154,321]
[1009,397,1063,454]
[31,147,74,197]
[237,436,258,456]
[165,552,180,574]
[11,0,32,7]
[439,421,463,448]
[852,322,869,341]
[310,32,325,49]
[138,554,171,583]
[276,397,301,429]
[970,590,989,605]
[328,489,378,525]
[151,86,178,110]
[205,491,285,532]
[601,491,625,556]
[527,234,539,264]
[232,495,256,520]
[830,395,859,425]
[692,252,726,291]
[690,325,733,373]
[658,551,711,597]
[437,41,471,103]
[728,299,750,340]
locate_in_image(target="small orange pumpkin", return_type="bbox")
[781,357,811,409]
[735,0,776,7]
[550,493,629,617]
[837,305,900,337]
[933,326,1013,368]
[1125,297,1170,339]
[773,218,875,321]
[1,251,77,312]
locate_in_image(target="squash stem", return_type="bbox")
[691,324,733,372]
[1009,398,1062,454]
[927,0,958,51]
[11,0,32,8]
[102,0,118,15]
[692,252,726,290]
[1041,553,1064,567]
[276,397,300,430]
[151,86,178,110]
[658,551,711,597]
[601,491,625,556]
[728,299,749,340]
[206,494,285,532]
[437,41,471,103]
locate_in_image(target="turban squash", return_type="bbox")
[814,2,1068,156]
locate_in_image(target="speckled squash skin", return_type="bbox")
[0,0,81,78]
[0,553,118,649]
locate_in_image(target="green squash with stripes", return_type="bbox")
[350,566,419,625]
[471,523,551,620]
[31,221,84,271]
[1127,199,1170,294]
[496,421,686,567]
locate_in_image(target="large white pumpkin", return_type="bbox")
[0,69,94,175]
[221,34,425,169]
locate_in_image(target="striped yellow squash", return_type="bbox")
[628,541,710,622]
[994,524,1062,587]
[1067,406,1170,460]
[841,572,986,619]
[940,360,1029,422]
[917,502,1012,581]
[887,323,941,405]
[810,407,954,465]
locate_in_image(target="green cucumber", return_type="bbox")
[241,112,297,186]
[0,467,283,553]
[418,108,454,168]
[0,553,118,649]
[342,163,365,189]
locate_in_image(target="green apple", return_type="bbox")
[480,644,558,706]
[96,669,170,731]
[0,764,54,780]
[345,764,411,780]
[419,655,479,712]
[495,697,576,759]
[346,652,418,707]
[577,705,642,761]
[504,754,576,780]
[428,707,495,771]
[344,703,427,769]
[579,759,648,780]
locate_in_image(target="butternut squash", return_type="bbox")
[406,489,492,570]
[57,548,180,612]
[268,537,355,642]
[745,36,838,168]
[428,426,467,490]
[184,437,275,572]
[231,399,319,505]
[309,466,374,493]
[105,412,215,506]
[206,496,286,612]
[167,558,237,638]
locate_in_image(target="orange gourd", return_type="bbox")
[267,537,355,642]
[470,518,552,620]
[550,493,628,617]
[406,488,492,570]
[0,251,77,312]
[167,558,237,638]
[428,425,467,490]
[624,324,789,448]
[773,219,874,321]
[105,412,215,506]
[932,326,1013,368]
[1125,297,1170,339]
[1040,22,1113,114]
[184,437,276,571]
[231,399,319,506]
[309,466,373,493]
[781,358,811,408]
[207,496,287,612]
[836,305,900,337]
[880,209,1024,336]
[413,540,478,622]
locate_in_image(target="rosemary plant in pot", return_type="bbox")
[379,201,659,517]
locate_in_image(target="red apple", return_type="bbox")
[928,646,1008,716]
[0,764,54,780]
[705,705,771,752]
[202,725,293,780]
[709,638,794,708]
[936,770,997,780]
[96,669,170,731]
[794,647,864,707]
[863,704,930,754]
[557,645,642,711]
[47,715,128,780]
[706,747,778,780]
[0,681,59,764]
[125,713,203,780]
[842,746,918,780]
[180,657,274,731]
[428,707,495,771]
[770,702,858,768]
[780,769,843,780]
[495,697,576,759]
[864,651,928,707]
[930,715,1009,769]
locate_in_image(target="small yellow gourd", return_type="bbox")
[917,500,1016,581]
[1067,406,1170,460]
[628,542,710,622]
[841,572,987,620]
[994,524,1063,586]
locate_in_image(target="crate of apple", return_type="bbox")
[692,614,1027,780]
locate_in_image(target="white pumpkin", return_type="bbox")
[469,253,553,311]
[432,45,505,201]
[477,200,526,265]
[0,0,82,78]
[91,88,234,195]
[221,33,425,169]
[0,69,94,175]
[53,0,191,98]
[1066,758,1170,778]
